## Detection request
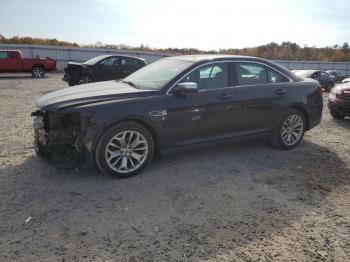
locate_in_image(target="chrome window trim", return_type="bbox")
[166,60,293,95]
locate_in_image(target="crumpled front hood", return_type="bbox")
[36,81,154,111]
[66,61,86,67]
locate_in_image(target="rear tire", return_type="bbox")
[95,122,154,178]
[32,67,45,78]
[271,109,305,150]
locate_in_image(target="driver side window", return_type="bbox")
[180,63,228,90]
[100,57,118,67]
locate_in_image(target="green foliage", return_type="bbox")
[0,34,349,61]
[0,34,79,47]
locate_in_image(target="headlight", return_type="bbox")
[331,86,342,95]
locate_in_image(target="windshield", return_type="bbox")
[83,55,110,65]
[123,59,193,90]
[294,71,311,77]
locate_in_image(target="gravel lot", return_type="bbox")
[0,73,349,262]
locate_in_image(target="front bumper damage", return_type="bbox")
[31,110,85,156]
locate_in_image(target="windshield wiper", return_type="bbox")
[121,80,141,89]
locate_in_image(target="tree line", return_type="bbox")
[1,34,349,62]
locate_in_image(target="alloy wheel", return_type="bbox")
[33,69,43,77]
[280,114,304,146]
[105,130,148,173]
[78,76,91,84]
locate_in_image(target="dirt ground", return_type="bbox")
[0,73,349,262]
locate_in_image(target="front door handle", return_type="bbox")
[275,89,286,95]
[217,93,233,101]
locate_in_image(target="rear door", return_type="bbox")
[232,62,290,134]
[119,57,143,78]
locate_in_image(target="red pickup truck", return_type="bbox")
[0,50,57,77]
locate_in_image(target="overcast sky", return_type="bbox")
[1,0,349,50]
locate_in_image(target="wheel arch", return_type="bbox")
[90,117,160,166]
[289,104,310,130]
[31,64,45,70]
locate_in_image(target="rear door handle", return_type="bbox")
[217,93,233,101]
[275,89,286,95]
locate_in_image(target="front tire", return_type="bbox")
[32,67,45,78]
[95,122,154,178]
[78,75,92,85]
[271,109,305,149]
[34,142,51,157]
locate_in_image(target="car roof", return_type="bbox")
[164,54,300,82]
[104,54,145,61]
[88,54,146,61]
[166,54,259,63]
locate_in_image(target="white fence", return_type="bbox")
[1,44,350,74]
[275,60,350,75]
[0,44,168,70]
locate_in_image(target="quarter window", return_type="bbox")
[180,63,228,90]
[267,69,288,83]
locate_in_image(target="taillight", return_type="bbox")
[319,84,324,96]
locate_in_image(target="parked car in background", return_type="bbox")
[294,70,334,91]
[63,55,146,86]
[326,70,347,82]
[328,83,350,119]
[0,50,56,77]
[32,55,323,178]
[342,77,350,83]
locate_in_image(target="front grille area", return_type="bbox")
[343,90,350,100]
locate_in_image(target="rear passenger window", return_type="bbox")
[237,63,268,85]
[121,57,139,68]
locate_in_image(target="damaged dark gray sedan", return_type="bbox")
[32,55,323,177]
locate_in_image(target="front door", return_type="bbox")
[6,52,21,72]
[164,62,237,146]
[0,51,7,71]
[94,56,119,81]
[0,51,21,72]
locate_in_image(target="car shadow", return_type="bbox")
[0,75,49,80]
[1,139,349,261]
[331,117,350,128]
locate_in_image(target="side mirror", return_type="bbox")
[173,82,198,95]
